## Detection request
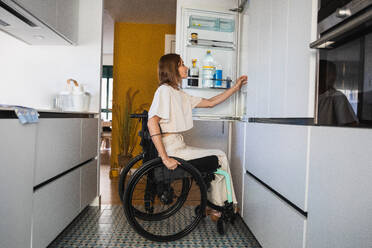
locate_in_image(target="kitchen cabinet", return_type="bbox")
[307,127,372,248]
[0,120,36,248]
[243,173,306,248]
[34,118,82,186]
[0,0,78,45]
[243,0,317,117]
[245,123,310,211]
[34,118,99,187]
[0,111,99,248]
[81,118,99,162]
[30,116,99,248]
[33,167,81,248]
[81,159,98,209]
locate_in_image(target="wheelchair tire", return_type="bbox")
[119,156,191,222]
[123,157,207,242]
[217,218,225,235]
[118,153,145,202]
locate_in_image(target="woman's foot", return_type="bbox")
[206,207,221,222]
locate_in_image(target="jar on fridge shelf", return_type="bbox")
[190,33,198,45]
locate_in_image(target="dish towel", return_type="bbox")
[0,104,39,124]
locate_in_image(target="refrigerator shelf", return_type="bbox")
[188,38,234,45]
[188,15,235,32]
[185,86,230,90]
[186,42,235,51]
[187,77,233,82]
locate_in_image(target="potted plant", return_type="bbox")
[111,88,148,178]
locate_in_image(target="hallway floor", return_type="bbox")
[48,205,261,248]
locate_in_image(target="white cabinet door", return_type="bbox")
[34,118,82,186]
[245,123,310,211]
[307,127,372,248]
[286,0,316,117]
[81,118,99,162]
[241,0,317,117]
[33,168,81,248]
[0,120,36,248]
[269,0,288,116]
[243,173,306,248]
[81,159,98,209]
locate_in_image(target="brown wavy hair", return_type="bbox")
[158,53,182,89]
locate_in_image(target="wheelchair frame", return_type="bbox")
[118,111,236,242]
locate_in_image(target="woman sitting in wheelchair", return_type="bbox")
[148,53,248,218]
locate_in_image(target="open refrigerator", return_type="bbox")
[177,7,247,121]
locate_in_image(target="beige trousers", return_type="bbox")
[161,134,237,207]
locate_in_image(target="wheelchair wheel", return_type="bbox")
[217,218,225,235]
[118,153,144,202]
[120,156,191,221]
[123,157,207,242]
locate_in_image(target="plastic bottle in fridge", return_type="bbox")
[202,50,216,88]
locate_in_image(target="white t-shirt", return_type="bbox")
[148,84,202,133]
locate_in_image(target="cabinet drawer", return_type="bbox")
[34,119,81,186]
[32,168,80,248]
[81,118,98,162]
[245,123,309,210]
[243,173,306,248]
[81,159,98,208]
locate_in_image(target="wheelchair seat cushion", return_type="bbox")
[187,155,219,173]
[153,155,220,183]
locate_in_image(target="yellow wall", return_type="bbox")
[111,22,175,169]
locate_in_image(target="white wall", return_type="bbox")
[0,0,103,112]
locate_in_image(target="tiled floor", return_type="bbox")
[50,147,261,247]
[49,205,262,248]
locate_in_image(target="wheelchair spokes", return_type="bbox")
[123,160,207,242]
[128,165,195,221]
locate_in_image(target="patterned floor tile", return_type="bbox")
[49,206,261,248]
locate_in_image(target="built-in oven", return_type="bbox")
[311,0,372,126]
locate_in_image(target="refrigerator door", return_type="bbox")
[178,8,242,120]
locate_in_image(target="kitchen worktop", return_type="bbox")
[0,107,97,119]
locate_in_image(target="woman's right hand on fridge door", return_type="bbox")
[234,75,248,90]
[195,75,248,108]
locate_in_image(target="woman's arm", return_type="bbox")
[147,116,180,170]
[196,75,248,108]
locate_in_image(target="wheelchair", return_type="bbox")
[118,111,236,242]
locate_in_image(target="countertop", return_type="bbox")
[0,107,97,119]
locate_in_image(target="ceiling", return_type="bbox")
[104,0,177,24]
